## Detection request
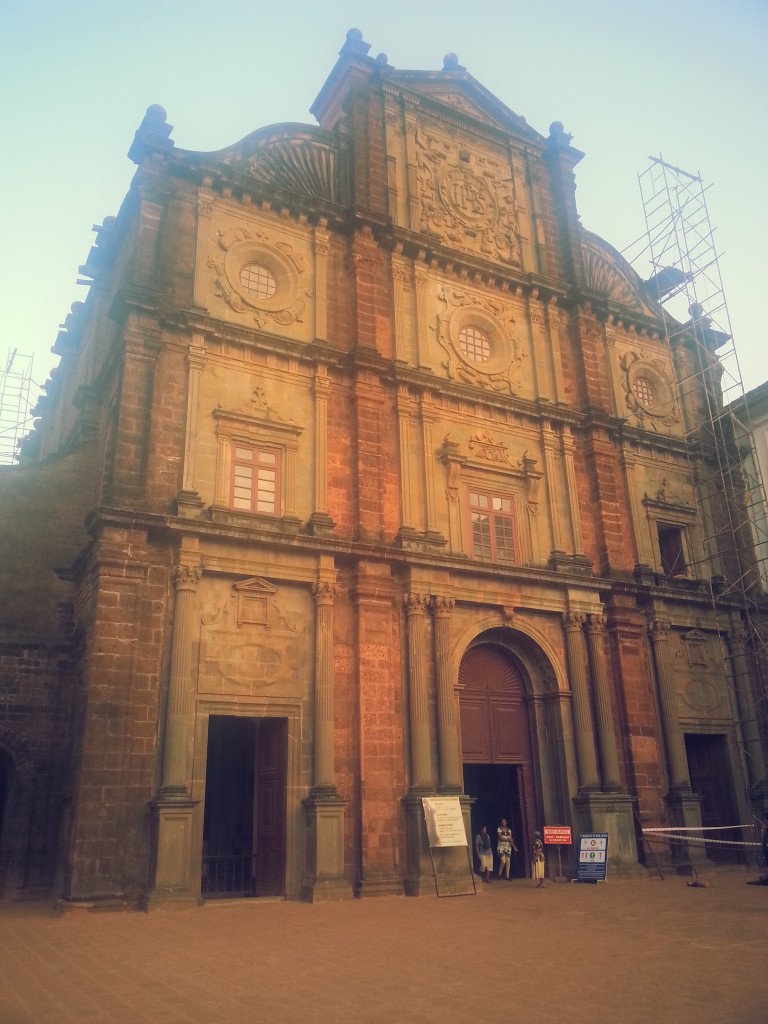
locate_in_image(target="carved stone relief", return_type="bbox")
[197,577,308,696]
[434,284,527,395]
[619,350,678,429]
[208,224,313,329]
[415,128,522,265]
[672,629,728,718]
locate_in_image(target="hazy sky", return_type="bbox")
[2,0,766,412]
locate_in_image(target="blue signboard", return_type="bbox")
[575,833,608,882]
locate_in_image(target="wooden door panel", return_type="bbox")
[459,696,491,762]
[254,719,286,896]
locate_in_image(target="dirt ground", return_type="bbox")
[1,867,765,1023]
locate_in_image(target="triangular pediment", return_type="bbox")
[233,577,278,597]
[385,70,543,144]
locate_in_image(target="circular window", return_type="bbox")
[239,263,277,300]
[633,376,657,408]
[458,325,491,364]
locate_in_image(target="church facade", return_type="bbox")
[1,30,765,906]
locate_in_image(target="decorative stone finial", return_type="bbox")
[128,103,174,164]
[442,52,466,71]
[340,27,371,57]
[547,121,574,148]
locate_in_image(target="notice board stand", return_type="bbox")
[572,832,609,884]
[422,797,476,898]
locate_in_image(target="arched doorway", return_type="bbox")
[459,644,537,878]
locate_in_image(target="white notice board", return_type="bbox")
[422,797,467,848]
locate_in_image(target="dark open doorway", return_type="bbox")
[202,716,287,898]
[685,733,742,865]
[464,763,528,878]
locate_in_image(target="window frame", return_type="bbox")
[230,441,282,517]
[467,486,520,566]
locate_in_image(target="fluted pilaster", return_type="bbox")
[313,581,338,791]
[432,596,461,792]
[729,623,766,788]
[649,619,691,790]
[564,612,600,790]
[405,593,432,791]
[160,564,202,794]
[586,613,622,790]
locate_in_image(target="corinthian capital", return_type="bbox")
[563,611,585,631]
[313,581,340,605]
[649,618,670,639]
[172,564,202,590]
[404,592,430,614]
[431,596,455,617]
[586,613,607,634]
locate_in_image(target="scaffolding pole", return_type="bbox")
[634,156,768,799]
[0,349,35,466]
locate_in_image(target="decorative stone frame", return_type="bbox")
[642,491,698,578]
[448,306,512,377]
[619,351,677,427]
[439,431,542,564]
[223,239,300,315]
[213,392,304,529]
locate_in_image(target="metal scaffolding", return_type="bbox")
[628,156,768,796]
[0,349,35,466]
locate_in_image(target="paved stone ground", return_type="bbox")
[0,868,765,1024]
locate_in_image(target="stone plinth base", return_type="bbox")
[665,788,710,873]
[301,791,353,903]
[140,793,199,911]
[573,790,646,877]
[354,873,405,898]
[403,792,474,896]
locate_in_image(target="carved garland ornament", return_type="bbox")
[619,351,677,428]
[435,285,526,394]
[209,226,312,328]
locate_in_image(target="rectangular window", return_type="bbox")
[657,523,687,576]
[231,444,281,516]
[469,489,517,565]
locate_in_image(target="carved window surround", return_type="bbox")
[642,487,698,579]
[439,431,542,563]
[213,387,303,530]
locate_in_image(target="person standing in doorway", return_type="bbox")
[475,825,493,883]
[496,818,518,879]
[532,830,545,888]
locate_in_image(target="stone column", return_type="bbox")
[396,387,417,542]
[562,427,585,556]
[308,365,334,536]
[405,593,432,792]
[432,597,462,793]
[312,581,337,793]
[728,623,766,791]
[302,576,351,901]
[177,336,206,515]
[313,221,329,342]
[160,564,202,794]
[648,619,691,790]
[543,424,566,556]
[142,563,201,909]
[413,260,430,368]
[564,612,600,790]
[585,613,622,791]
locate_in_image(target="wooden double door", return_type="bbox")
[202,716,287,897]
[459,645,538,876]
[685,733,742,865]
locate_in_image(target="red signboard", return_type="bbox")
[543,826,572,845]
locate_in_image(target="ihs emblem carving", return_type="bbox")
[415,132,522,266]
